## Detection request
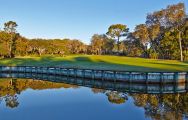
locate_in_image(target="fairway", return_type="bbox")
[0,55,187,72]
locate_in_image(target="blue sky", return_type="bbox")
[0,0,187,44]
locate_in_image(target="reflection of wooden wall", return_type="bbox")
[0,72,187,94]
[0,66,187,84]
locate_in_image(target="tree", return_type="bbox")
[167,3,186,61]
[133,24,149,57]
[69,40,86,54]
[182,18,188,60]
[91,34,104,55]
[106,24,129,53]
[146,3,186,61]
[28,39,47,56]
[147,24,160,59]
[4,21,18,58]
[148,24,160,51]
[15,36,29,56]
[4,21,18,33]
[160,30,180,60]
[0,31,11,57]
[91,34,109,55]
[90,34,114,55]
[126,33,144,57]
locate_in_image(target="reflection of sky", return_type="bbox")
[0,0,187,44]
[0,87,148,120]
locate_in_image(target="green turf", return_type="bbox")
[0,55,187,72]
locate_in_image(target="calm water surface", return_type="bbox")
[0,76,187,120]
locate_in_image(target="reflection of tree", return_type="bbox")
[91,88,105,94]
[131,93,188,120]
[91,88,128,104]
[0,78,79,109]
[5,95,19,108]
[106,91,128,104]
[0,97,2,106]
[11,79,21,94]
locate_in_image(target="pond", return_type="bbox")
[0,73,188,120]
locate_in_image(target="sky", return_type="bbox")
[0,0,188,44]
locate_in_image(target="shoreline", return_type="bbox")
[0,66,187,84]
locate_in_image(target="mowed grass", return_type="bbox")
[0,55,187,72]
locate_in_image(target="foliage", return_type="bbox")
[0,3,187,61]
[106,24,129,53]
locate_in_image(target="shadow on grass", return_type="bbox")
[0,56,187,72]
[143,61,188,71]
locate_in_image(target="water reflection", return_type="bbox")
[4,94,19,108]
[1,72,187,94]
[132,93,188,120]
[0,78,128,107]
[0,73,188,120]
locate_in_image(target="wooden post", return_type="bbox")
[9,67,11,77]
[30,67,32,73]
[36,67,38,74]
[82,70,86,86]
[145,73,148,93]
[55,67,57,75]
[59,68,61,75]
[113,71,116,88]
[174,72,178,93]
[24,66,26,73]
[93,73,95,88]
[160,72,163,84]
[91,70,95,86]
[40,67,42,74]
[145,73,148,84]
[59,68,62,76]
[46,67,49,75]
[129,72,132,83]
[101,70,104,81]
[160,73,163,94]
[66,69,69,77]
[67,69,69,77]
[53,67,55,75]
[74,69,77,78]
[113,71,116,82]
[129,72,132,92]
[82,69,85,78]
[92,70,94,80]
[42,67,44,74]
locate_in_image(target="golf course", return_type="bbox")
[0,55,187,72]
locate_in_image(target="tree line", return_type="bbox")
[0,3,187,61]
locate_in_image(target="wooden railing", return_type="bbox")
[0,72,188,94]
[0,66,187,84]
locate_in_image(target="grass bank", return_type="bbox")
[0,55,187,72]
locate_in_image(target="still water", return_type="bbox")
[0,73,188,120]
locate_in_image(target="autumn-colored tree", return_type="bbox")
[0,31,11,57]
[146,3,186,61]
[4,21,18,58]
[106,24,129,53]
[0,3,186,60]
[133,24,149,57]
[125,33,144,57]
[91,34,105,55]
